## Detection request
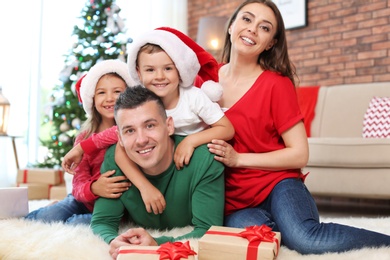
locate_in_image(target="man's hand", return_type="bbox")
[109,228,157,259]
[91,170,130,198]
[61,143,84,174]
[109,232,133,259]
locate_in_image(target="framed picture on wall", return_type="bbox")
[273,0,307,30]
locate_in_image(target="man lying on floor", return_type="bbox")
[90,86,225,259]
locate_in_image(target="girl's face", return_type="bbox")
[94,74,126,123]
[229,3,277,57]
[136,50,180,102]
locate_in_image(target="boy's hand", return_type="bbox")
[91,170,130,198]
[173,139,195,170]
[140,184,166,214]
[62,143,84,174]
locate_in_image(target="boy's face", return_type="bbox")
[116,100,175,176]
[136,51,180,102]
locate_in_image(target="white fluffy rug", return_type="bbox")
[1,200,390,259]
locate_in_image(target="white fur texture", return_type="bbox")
[201,80,223,102]
[1,200,390,259]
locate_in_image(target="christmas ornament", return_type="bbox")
[58,133,71,143]
[97,35,105,43]
[71,118,81,129]
[60,122,70,132]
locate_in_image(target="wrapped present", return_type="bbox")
[17,183,52,200]
[117,241,196,260]
[49,184,68,200]
[198,225,280,260]
[0,187,29,219]
[17,168,64,185]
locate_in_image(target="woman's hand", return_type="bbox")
[208,139,239,167]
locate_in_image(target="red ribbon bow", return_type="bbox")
[156,241,197,260]
[239,225,276,243]
[239,225,279,259]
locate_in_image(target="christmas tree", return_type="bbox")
[37,0,131,168]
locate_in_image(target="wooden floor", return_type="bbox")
[314,196,390,218]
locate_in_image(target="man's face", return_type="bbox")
[116,101,175,175]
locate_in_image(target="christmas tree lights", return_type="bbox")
[37,0,131,167]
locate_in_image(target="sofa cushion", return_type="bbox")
[311,82,390,138]
[362,96,390,138]
[304,167,390,198]
[308,137,390,168]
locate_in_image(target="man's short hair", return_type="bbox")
[114,85,167,119]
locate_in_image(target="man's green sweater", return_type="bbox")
[91,135,225,245]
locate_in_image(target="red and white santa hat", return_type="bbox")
[75,59,134,116]
[126,27,223,101]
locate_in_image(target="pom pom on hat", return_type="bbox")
[201,80,223,102]
[75,59,134,117]
[127,27,223,101]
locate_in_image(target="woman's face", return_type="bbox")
[229,3,277,57]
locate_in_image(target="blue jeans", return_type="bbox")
[25,194,92,225]
[225,178,390,254]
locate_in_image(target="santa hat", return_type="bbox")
[75,59,134,116]
[127,27,223,101]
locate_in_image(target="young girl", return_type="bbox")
[207,0,390,254]
[62,27,234,216]
[26,59,133,225]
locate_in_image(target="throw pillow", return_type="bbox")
[362,96,390,138]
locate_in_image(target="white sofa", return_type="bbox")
[302,82,390,199]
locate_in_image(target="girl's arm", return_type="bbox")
[71,152,98,204]
[81,125,119,154]
[72,146,130,205]
[69,134,98,203]
[62,125,119,173]
[115,144,166,214]
[174,115,234,169]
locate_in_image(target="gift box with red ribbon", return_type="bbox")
[17,168,64,185]
[198,225,281,260]
[117,241,196,260]
[17,183,52,200]
[49,184,68,200]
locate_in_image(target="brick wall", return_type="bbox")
[188,0,390,86]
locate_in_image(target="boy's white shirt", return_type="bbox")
[166,87,224,136]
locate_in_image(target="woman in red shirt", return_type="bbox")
[208,0,390,254]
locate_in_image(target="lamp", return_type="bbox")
[196,16,228,58]
[0,86,10,135]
